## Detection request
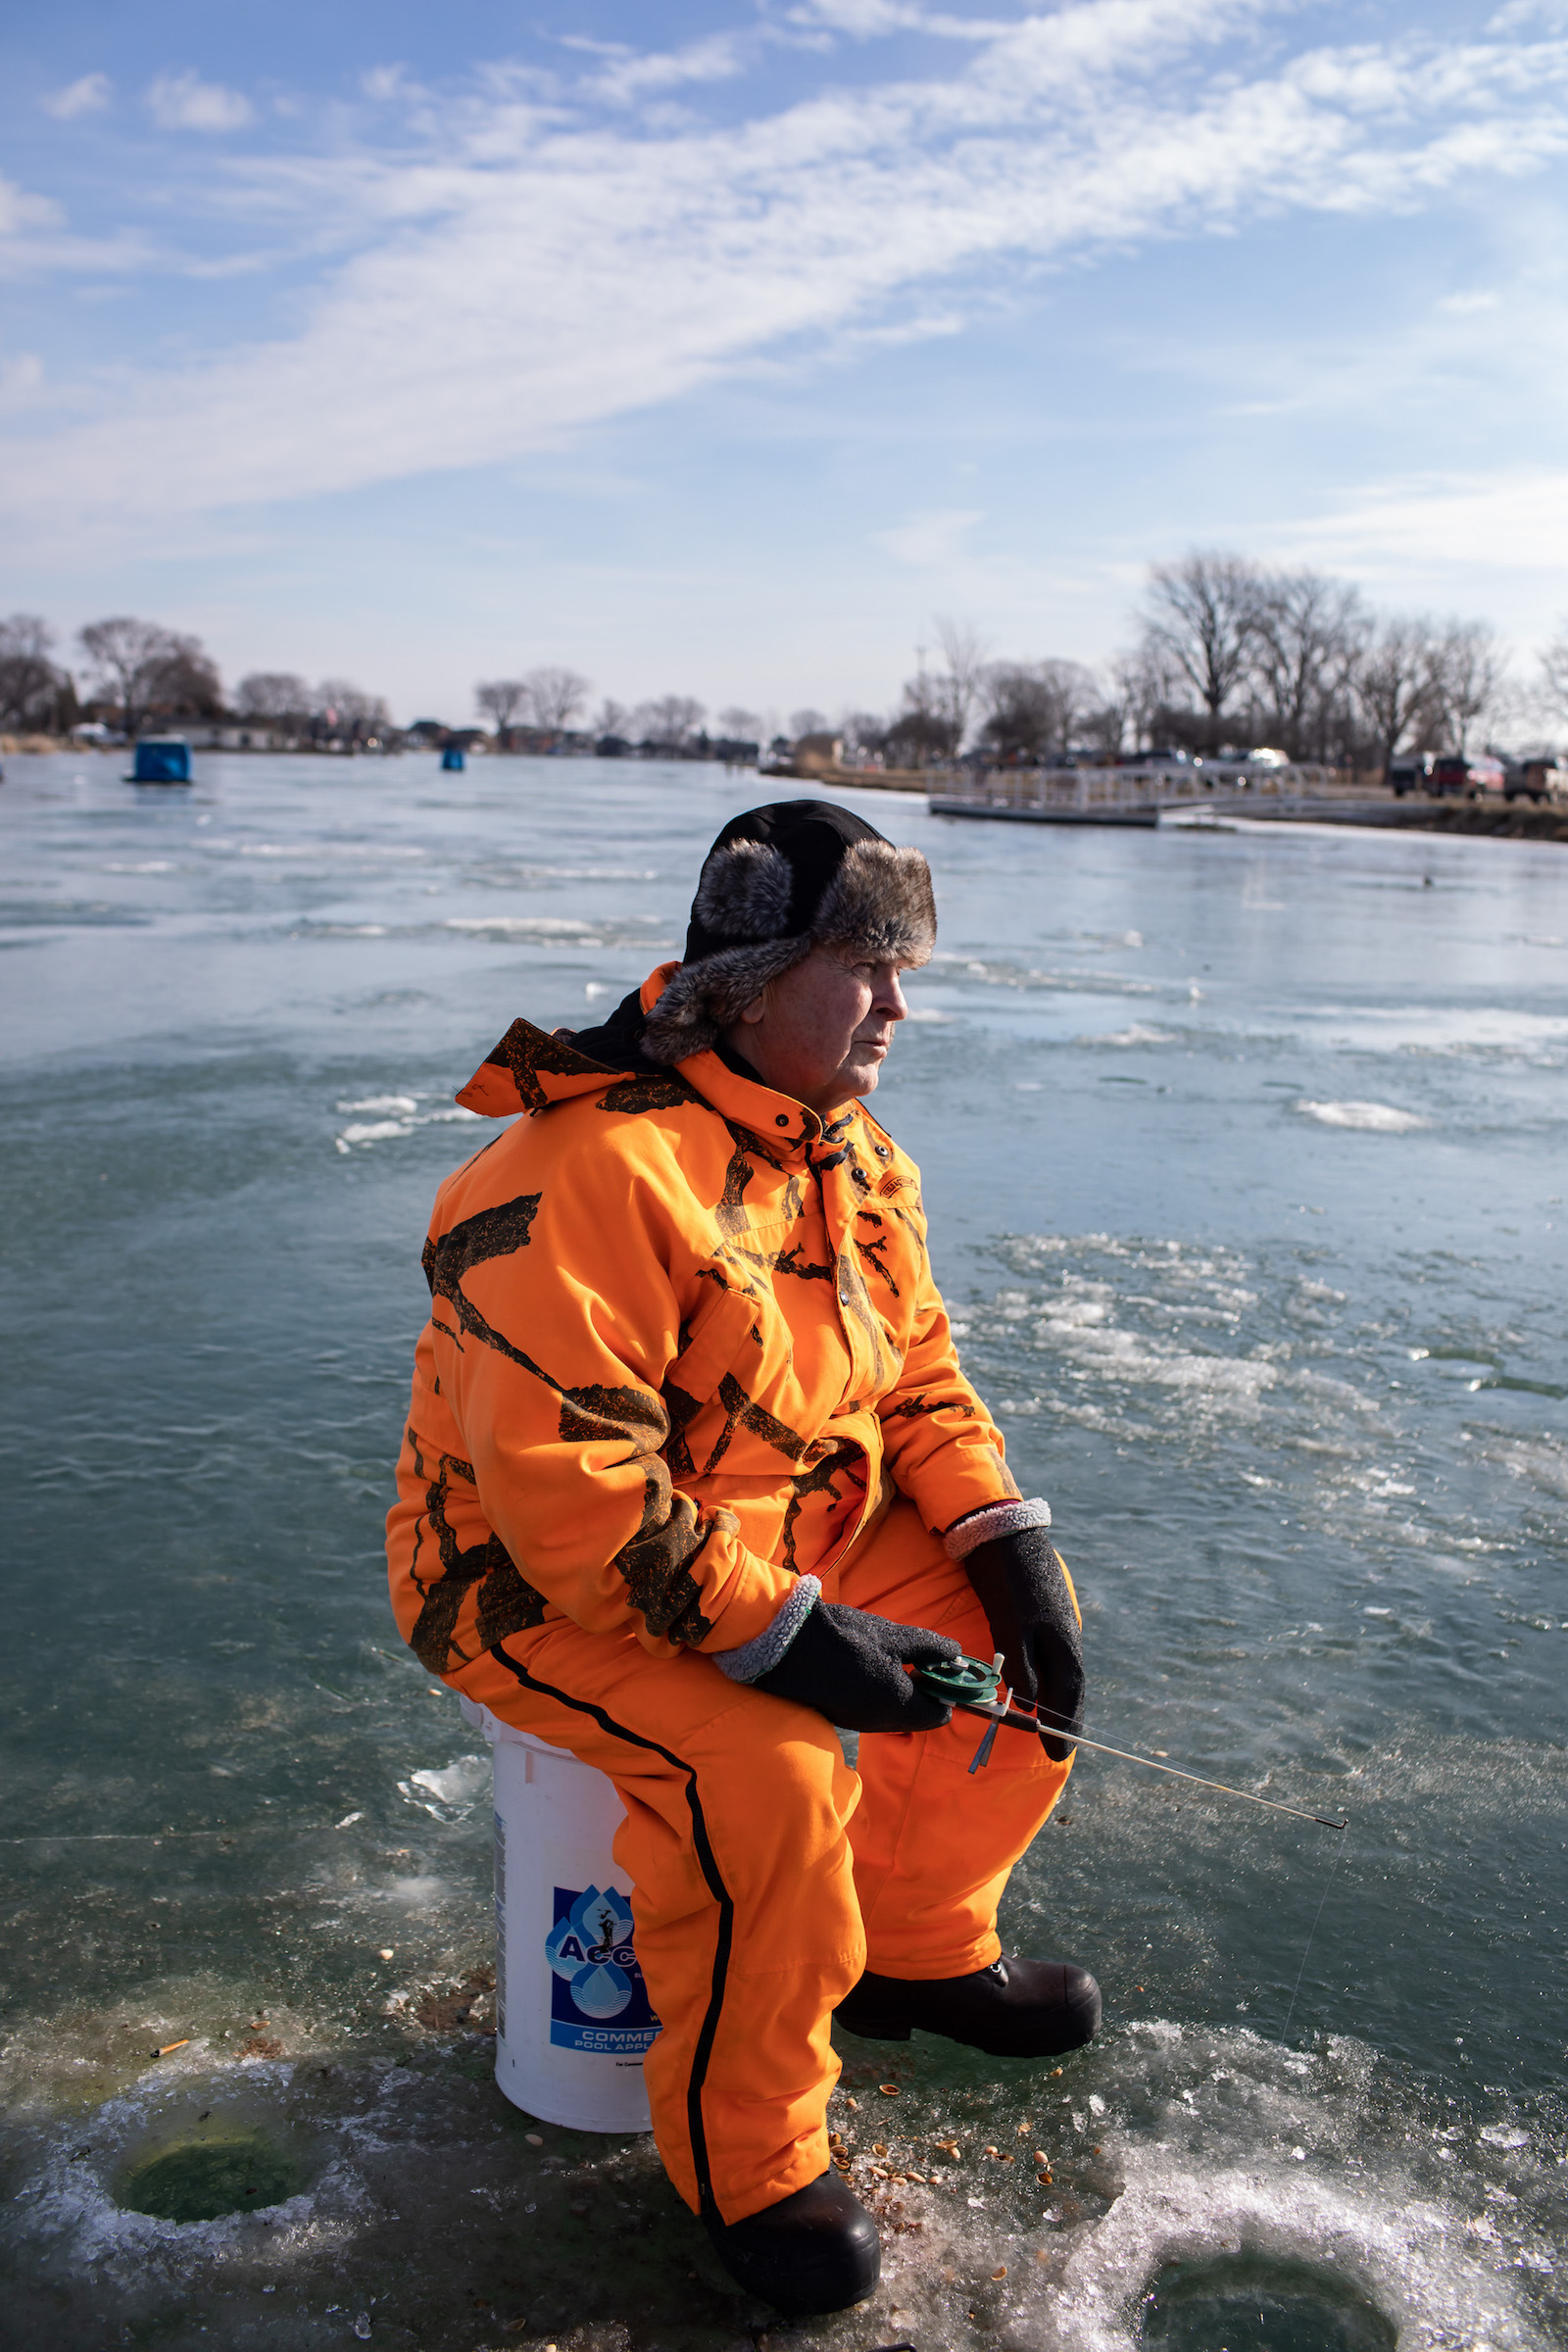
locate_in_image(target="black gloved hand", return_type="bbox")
[754,1601,961,1735]
[961,1527,1085,1762]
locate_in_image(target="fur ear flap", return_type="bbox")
[692,839,795,942]
[642,935,811,1064]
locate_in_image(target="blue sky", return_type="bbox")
[3,0,1566,724]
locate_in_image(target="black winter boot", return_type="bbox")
[703,2167,880,2314]
[836,1955,1102,2058]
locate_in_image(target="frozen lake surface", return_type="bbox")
[1,753,1564,2350]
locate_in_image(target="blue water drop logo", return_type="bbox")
[545,1886,658,2051]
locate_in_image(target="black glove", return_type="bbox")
[754,1601,961,1734]
[961,1527,1085,1762]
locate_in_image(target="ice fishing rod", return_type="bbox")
[915,1656,1348,1831]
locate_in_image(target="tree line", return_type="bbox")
[475,671,770,756]
[0,615,391,746]
[6,566,1566,766]
[853,563,1566,771]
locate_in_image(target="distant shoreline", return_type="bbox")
[7,740,1562,842]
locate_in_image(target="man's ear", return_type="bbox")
[737,991,768,1027]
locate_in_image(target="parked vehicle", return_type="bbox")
[1430,754,1506,799]
[1388,754,1436,796]
[1511,758,1568,803]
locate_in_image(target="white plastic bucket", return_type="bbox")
[460,1696,655,2133]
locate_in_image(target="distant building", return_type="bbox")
[793,732,844,772]
[191,724,294,752]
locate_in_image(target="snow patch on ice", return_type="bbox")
[1295,1101,1428,1132]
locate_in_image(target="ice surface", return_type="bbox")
[3,2023,1560,2350]
[4,756,1566,2349]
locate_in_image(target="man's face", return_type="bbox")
[725,948,909,1115]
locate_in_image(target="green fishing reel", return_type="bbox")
[913,1653,1001,1709]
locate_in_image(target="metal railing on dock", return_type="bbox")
[926,763,1345,825]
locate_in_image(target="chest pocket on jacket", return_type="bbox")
[662,1280,765,1476]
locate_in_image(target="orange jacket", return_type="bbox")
[386,964,1019,1676]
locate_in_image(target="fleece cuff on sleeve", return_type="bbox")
[943,1497,1053,1560]
[711,1575,822,1683]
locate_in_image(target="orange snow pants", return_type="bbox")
[448,1495,1074,2226]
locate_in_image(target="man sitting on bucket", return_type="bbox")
[386,801,1099,2315]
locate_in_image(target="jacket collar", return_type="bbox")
[456,962,839,1166]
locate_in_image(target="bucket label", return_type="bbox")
[546,1885,660,2055]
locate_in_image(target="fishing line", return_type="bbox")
[945,1693,1348,1828]
[1281,1817,1349,2040]
[920,1659,1348,1828]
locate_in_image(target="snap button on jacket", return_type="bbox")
[386,964,1019,1674]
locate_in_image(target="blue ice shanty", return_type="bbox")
[129,737,192,784]
[440,744,466,772]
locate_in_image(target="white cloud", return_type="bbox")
[874,509,987,566]
[0,169,158,280]
[789,0,1009,33]
[4,0,1568,542]
[42,73,113,121]
[1287,468,1568,577]
[0,176,63,237]
[0,354,46,413]
[584,33,748,106]
[146,71,254,132]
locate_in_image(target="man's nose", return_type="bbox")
[875,968,908,1022]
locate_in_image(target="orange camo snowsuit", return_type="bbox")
[387,964,1072,2222]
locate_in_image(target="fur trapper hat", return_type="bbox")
[643,801,937,1066]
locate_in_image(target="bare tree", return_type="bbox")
[932,616,991,751]
[885,675,958,768]
[1078,688,1128,760]
[314,680,390,746]
[152,642,222,722]
[236,671,309,722]
[0,614,65,731]
[1430,620,1506,755]
[839,711,888,761]
[475,679,528,735]
[1250,572,1367,759]
[524,666,591,731]
[1355,617,1445,771]
[716,706,761,743]
[976,659,1102,761]
[978,663,1063,760]
[635,695,706,753]
[788,708,829,740]
[1103,644,1180,756]
[78,616,220,737]
[593,698,631,741]
[1042,659,1102,756]
[1140,554,1259,748]
[1540,620,1568,720]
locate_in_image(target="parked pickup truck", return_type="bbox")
[1430,754,1507,799]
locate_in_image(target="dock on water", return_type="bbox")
[927,764,1568,840]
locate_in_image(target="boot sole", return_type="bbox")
[838,2012,1098,2057]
